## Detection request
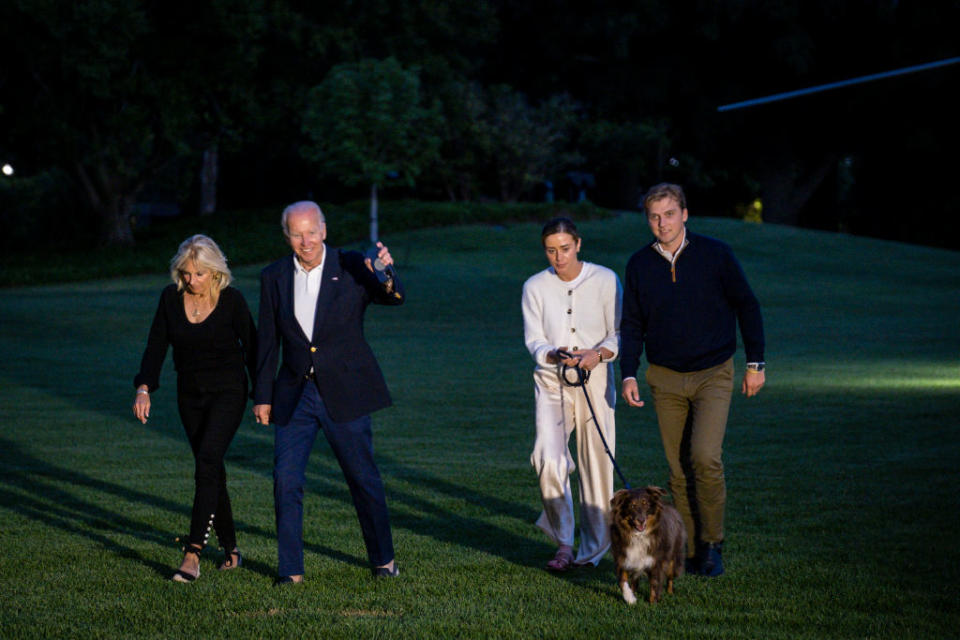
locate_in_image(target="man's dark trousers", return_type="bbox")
[274,382,393,577]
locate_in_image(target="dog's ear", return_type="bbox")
[647,486,666,499]
[611,489,627,508]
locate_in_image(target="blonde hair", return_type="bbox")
[169,234,232,304]
[643,182,687,212]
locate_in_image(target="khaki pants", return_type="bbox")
[646,358,733,557]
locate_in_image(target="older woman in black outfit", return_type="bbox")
[133,234,256,582]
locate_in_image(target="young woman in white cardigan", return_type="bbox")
[521,217,622,571]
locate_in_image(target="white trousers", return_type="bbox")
[530,363,616,566]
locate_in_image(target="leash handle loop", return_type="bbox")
[555,349,590,387]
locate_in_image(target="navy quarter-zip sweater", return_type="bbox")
[620,231,764,377]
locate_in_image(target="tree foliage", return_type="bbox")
[300,57,441,241]
[431,80,490,202]
[483,87,581,202]
[301,57,440,191]
[0,0,265,245]
[2,0,957,249]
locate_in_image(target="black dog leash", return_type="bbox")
[556,350,631,489]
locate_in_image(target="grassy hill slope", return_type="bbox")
[1,214,958,638]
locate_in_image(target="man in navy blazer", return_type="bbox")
[253,201,404,583]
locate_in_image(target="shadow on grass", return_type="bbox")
[0,438,172,578]
[210,423,549,570]
[3,394,554,578]
[1,417,552,579]
[0,437,358,579]
[376,452,544,567]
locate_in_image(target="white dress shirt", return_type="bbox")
[293,246,326,342]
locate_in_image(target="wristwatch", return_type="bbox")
[746,362,765,372]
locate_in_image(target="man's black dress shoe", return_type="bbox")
[274,576,303,586]
[372,564,399,578]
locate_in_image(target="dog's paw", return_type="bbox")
[621,582,637,605]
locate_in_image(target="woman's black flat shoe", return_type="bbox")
[218,548,242,571]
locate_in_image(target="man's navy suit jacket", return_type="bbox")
[254,247,404,426]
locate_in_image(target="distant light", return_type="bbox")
[1,164,12,176]
[668,157,680,167]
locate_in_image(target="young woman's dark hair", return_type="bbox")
[541,217,579,245]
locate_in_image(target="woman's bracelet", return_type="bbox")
[136,389,149,395]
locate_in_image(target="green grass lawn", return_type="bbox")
[2,214,959,639]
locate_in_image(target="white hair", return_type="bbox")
[281,201,325,236]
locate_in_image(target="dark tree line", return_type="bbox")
[2,0,957,249]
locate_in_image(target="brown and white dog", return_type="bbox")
[609,486,686,604]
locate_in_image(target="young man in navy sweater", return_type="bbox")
[620,183,766,577]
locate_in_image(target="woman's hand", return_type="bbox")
[547,347,578,366]
[133,386,151,424]
[550,347,602,371]
[577,349,603,371]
